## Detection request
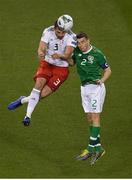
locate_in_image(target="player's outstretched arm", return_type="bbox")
[52,46,74,60]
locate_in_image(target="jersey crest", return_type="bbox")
[87,55,94,64]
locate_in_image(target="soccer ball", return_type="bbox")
[57,14,73,31]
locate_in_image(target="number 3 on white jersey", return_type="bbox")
[54,44,58,51]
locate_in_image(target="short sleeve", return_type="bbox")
[66,35,77,48]
[97,53,109,69]
[40,28,50,43]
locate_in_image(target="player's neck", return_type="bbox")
[83,45,92,54]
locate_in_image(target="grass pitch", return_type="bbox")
[0,0,132,178]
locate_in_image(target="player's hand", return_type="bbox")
[52,53,61,59]
[96,79,103,85]
[38,52,45,60]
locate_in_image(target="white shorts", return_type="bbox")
[81,83,106,113]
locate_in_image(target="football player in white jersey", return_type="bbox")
[8,15,76,126]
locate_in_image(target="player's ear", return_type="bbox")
[87,38,90,43]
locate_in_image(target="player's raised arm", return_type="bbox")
[62,45,75,60]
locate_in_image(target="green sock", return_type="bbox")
[87,126,101,153]
[95,134,103,152]
[88,125,94,152]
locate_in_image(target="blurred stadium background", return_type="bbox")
[0,0,132,178]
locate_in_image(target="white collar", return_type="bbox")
[83,45,93,54]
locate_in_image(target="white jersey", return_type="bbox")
[41,26,77,67]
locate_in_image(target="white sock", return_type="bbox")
[26,88,40,118]
[21,96,30,104]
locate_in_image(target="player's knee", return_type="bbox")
[35,78,46,90]
[91,113,100,126]
[86,113,92,123]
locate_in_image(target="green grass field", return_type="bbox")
[0,0,132,178]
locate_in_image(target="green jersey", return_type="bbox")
[72,46,109,85]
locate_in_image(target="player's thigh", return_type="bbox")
[34,60,52,82]
[86,113,93,124]
[81,85,91,112]
[81,84,106,113]
[90,84,106,113]
[34,77,47,90]
[47,66,69,91]
[90,113,101,126]
[99,83,106,110]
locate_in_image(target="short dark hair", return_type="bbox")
[76,32,89,39]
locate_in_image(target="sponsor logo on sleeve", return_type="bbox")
[71,41,77,46]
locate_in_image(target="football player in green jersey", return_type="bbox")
[70,32,111,165]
